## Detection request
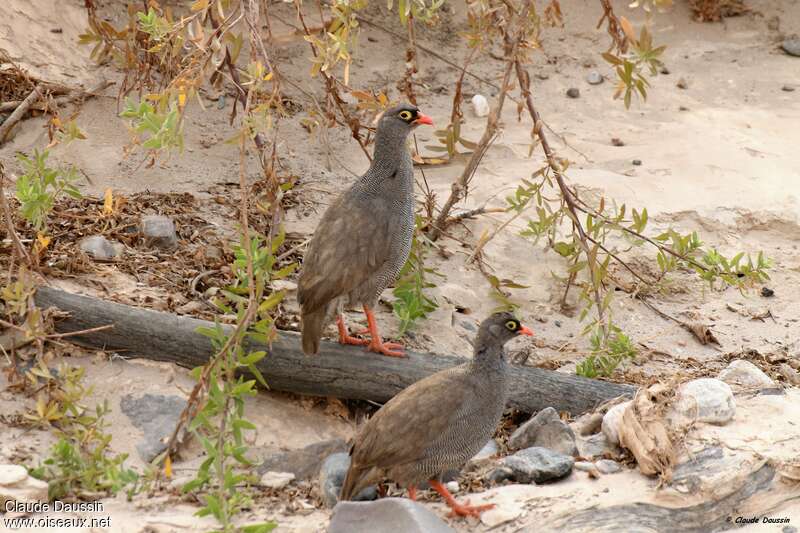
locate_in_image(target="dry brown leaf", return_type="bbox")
[618,383,677,477]
[684,322,720,345]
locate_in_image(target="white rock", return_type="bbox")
[595,459,621,474]
[0,465,28,485]
[0,470,48,516]
[601,401,631,446]
[480,503,521,528]
[445,481,459,493]
[673,378,736,425]
[471,94,490,117]
[718,360,775,389]
[260,471,295,489]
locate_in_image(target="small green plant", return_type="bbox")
[14,149,82,233]
[120,98,184,152]
[575,326,637,378]
[23,361,139,499]
[392,219,443,335]
[182,232,290,533]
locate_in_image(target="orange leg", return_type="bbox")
[363,305,405,357]
[337,315,369,346]
[429,480,495,518]
[407,486,417,501]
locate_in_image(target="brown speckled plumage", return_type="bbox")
[339,312,534,511]
[298,104,432,356]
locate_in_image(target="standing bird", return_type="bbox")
[298,103,433,357]
[339,312,534,517]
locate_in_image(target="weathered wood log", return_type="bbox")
[34,287,635,414]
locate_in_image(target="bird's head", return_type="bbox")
[376,103,434,135]
[479,311,534,346]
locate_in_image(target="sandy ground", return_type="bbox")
[2,0,800,531]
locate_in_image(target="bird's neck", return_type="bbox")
[469,343,508,375]
[368,127,410,176]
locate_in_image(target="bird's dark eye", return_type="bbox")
[398,110,413,121]
[505,320,517,331]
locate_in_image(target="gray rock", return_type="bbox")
[782,526,797,533]
[508,407,577,456]
[330,498,456,533]
[79,235,124,261]
[319,452,378,508]
[783,85,796,92]
[673,378,735,425]
[601,401,631,446]
[586,71,603,85]
[259,471,295,489]
[470,439,499,463]
[576,432,616,460]
[677,77,689,89]
[595,459,621,474]
[258,438,347,480]
[782,38,800,57]
[566,88,580,98]
[120,393,187,462]
[632,159,642,166]
[140,215,178,249]
[487,466,514,484]
[502,446,574,483]
[718,360,775,390]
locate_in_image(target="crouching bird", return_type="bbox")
[298,103,433,357]
[339,312,534,517]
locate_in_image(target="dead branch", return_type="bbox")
[428,0,532,241]
[0,86,42,145]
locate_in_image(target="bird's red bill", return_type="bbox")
[414,113,434,126]
[518,325,534,336]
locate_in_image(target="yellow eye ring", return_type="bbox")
[398,110,413,120]
[505,320,517,330]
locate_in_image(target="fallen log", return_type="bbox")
[34,287,635,414]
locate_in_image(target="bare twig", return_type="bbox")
[428,1,531,241]
[0,86,42,144]
[512,48,608,336]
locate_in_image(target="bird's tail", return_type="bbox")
[339,463,367,501]
[301,308,325,355]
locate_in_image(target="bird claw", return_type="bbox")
[446,500,495,518]
[366,339,405,357]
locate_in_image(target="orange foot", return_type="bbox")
[363,305,405,358]
[337,316,369,347]
[429,480,494,518]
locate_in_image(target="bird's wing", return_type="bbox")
[297,190,393,313]
[350,367,475,471]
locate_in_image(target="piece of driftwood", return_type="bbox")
[33,287,635,414]
[548,462,799,532]
[0,86,41,144]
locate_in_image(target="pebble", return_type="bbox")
[536,72,550,80]
[445,481,459,493]
[676,78,689,89]
[502,446,574,483]
[586,71,603,85]
[576,432,617,461]
[611,137,624,146]
[471,94,490,118]
[595,459,621,474]
[120,393,187,462]
[632,159,642,166]
[601,401,631,446]
[329,498,455,533]
[0,465,48,516]
[761,287,775,297]
[783,85,796,92]
[778,363,800,386]
[480,504,522,528]
[79,235,124,261]
[566,88,580,98]
[258,438,347,481]
[140,215,178,250]
[659,66,670,75]
[718,360,775,390]
[672,378,736,425]
[783,526,798,533]
[781,38,800,57]
[508,406,577,456]
[573,461,595,472]
[319,453,377,508]
[260,471,295,489]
